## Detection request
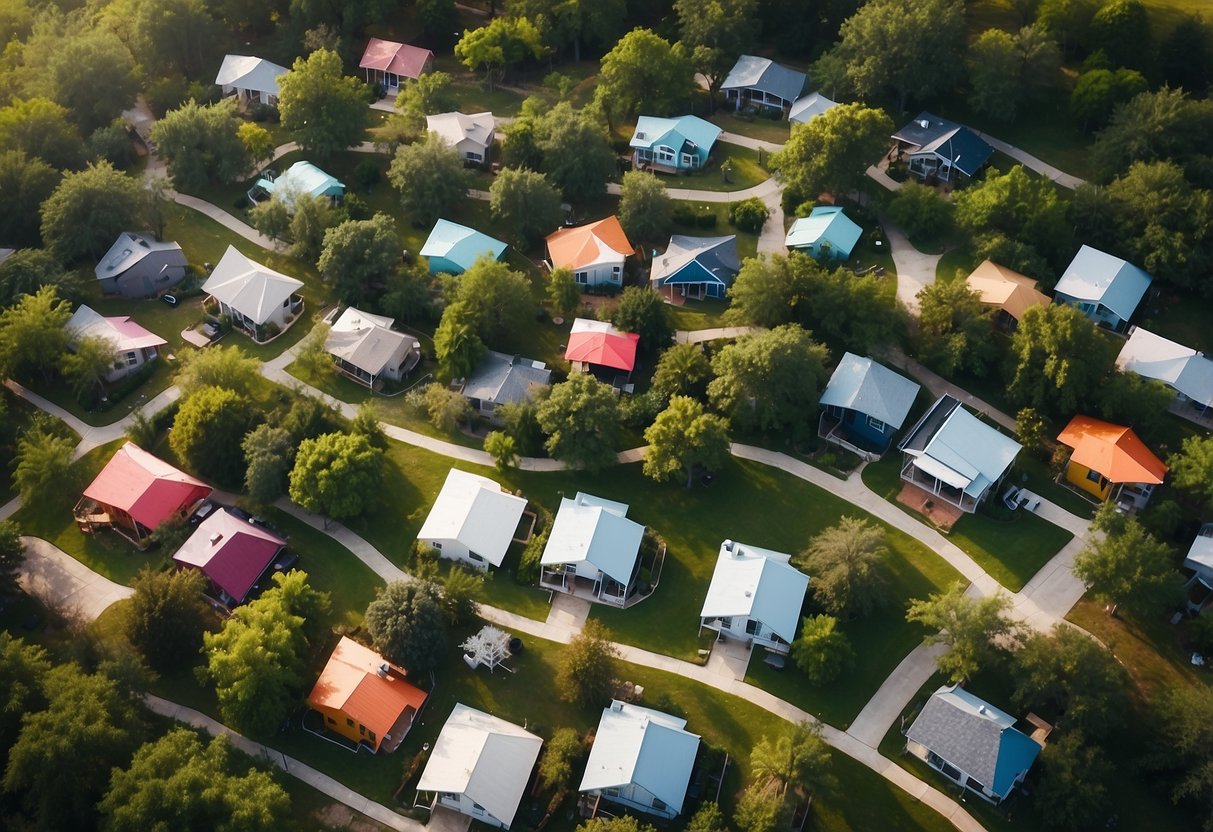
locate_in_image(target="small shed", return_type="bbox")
[784,207,862,260]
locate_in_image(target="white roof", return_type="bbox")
[1117,327,1213,407]
[819,353,920,429]
[540,493,644,586]
[331,306,395,333]
[788,92,838,124]
[65,305,167,352]
[1184,525,1213,580]
[580,701,700,814]
[214,55,287,95]
[904,398,1022,500]
[1054,245,1152,322]
[94,232,184,280]
[570,318,621,335]
[201,246,303,325]
[417,469,528,567]
[700,541,809,644]
[417,704,542,829]
[427,112,495,150]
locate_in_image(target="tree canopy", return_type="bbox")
[642,396,730,487]
[611,286,673,354]
[556,619,620,706]
[364,579,448,674]
[288,432,384,521]
[906,582,1020,681]
[40,162,143,262]
[170,386,256,487]
[618,171,673,245]
[151,98,250,192]
[594,28,695,127]
[1073,504,1183,618]
[318,214,400,306]
[489,167,565,247]
[537,373,622,471]
[278,49,371,161]
[773,103,893,201]
[1007,303,1112,417]
[388,134,471,226]
[796,517,892,619]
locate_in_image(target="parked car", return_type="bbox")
[162,294,178,306]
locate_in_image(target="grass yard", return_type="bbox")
[669,202,760,262]
[707,112,791,146]
[934,247,977,283]
[21,353,178,428]
[1141,287,1213,354]
[647,142,770,194]
[668,299,732,332]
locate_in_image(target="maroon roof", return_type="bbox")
[173,509,286,603]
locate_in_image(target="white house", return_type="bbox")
[65,305,167,383]
[215,55,288,105]
[324,307,419,388]
[426,112,495,163]
[539,493,645,606]
[788,92,838,125]
[202,246,304,342]
[1182,524,1213,612]
[1053,245,1151,332]
[94,232,187,298]
[545,217,633,290]
[699,540,809,655]
[416,704,543,830]
[580,701,701,820]
[417,469,528,570]
[1116,327,1213,424]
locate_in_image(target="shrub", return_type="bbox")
[728,197,769,233]
[354,159,382,190]
[697,210,718,229]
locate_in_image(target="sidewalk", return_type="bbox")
[883,221,941,314]
[18,537,133,620]
[674,327,759,344]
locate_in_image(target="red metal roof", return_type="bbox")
[359,38,433,79]
[82,443,211,530]
[565,329,639,372]
[307,637,428,746]
[172,509,286,603]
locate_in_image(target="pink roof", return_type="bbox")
[108,316,168,350]
[82,443,211,530]
[565,330,639,372]
[359,38,433,79]
[173,508,286,603]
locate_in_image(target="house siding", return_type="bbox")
[100,253,187,299]
[701,614,788,653]
[436,793,508,829]
[1064,461,1111,501]
[311,703,384,752]
[589,783,678,820]
[420,537,491,571]
[1054,292,1127,331]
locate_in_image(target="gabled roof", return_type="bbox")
[462,350,551,409]
[700,541,809,644]
[819,353,920,429]
[172,508,286,603]
[215,54,287,94]
[307,637,428,744]
[650,235,739,287]
[1057,415,1167,485]
[1184,524,1213,580]
[427,112,494,149]
[259,161,344,209]
[907,685,1041,800]
[324,310,418,378]
[892,113,993,177]
[417,469,528,568]
[420,219,508,272]
[580,701,700,814]
[565,319,639,372]
[417,704,542,829]
[66,305,167,353]
[331,306,394,332]
[629,115,721,154]
[785,207,863,256]
[94,232,185,280]
[202,246,303,325]
[359,38,433,79]
[546,217,633,271]
[965,260,1050,322]
[720,55,806,104]
[788,92,838,124]
[899,396,1022,500]
[82,443,211,531]
[540,493,644,586]
[1116,327,1213,408]
[1055,245,1152,322]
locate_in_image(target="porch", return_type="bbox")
[539,566,633,608]
[72,498,152,549]
[895,481,966,531]
[817,410,884,461]
[898,456,979,516]
[1170,396,1213,430]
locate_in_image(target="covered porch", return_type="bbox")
[539,563,638,608]
[899,455,983,515]
[817,409,887,461]
[72,498,153,549]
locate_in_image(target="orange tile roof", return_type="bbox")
[545,217,633,270]
[1057,416,1168,485]
[307,637,428,743]
[966,260,1051,321]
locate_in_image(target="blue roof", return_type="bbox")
[649,235,739,287]
[720,56,806,104]
[1055,245,1152,322]
[259,161,344,207]
[420,219,508,272]
[892,113,993,176]
[630,116,721,155]
[785,207,863,257]
[819,353,920,428]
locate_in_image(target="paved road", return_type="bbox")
[880,348,1016,432]
[18,537,133,621]
[883,221,941,314]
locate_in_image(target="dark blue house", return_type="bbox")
[818,353,920,457]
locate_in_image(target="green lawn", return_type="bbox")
[648,142,769,194]
[669,202,760,262]
[707,112,791,145]
[1141,287,1213,354]
[21,354,178,428]
[1010,455,1097,519]
[934,247,977,283]
[668,299,732,332]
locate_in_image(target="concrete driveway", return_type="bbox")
[18,537,133,622]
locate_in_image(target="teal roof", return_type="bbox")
[259,161,344,207]
[819,353,920,428]
[421,219,508,273]
[630,116,721,155]
[784,207,863,257]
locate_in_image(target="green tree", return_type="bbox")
[132,0,222,78]
[350,400,388,449]
[14,423,76,505]
[289,432,384,521]
[0,521,25,599]
[612,286,673,354]
[89,119,136,169]
[906,582,1020,681]
[726,254,807,328]
[177,345,261,396]
[422,382,473,432]
[0,151,59,248]
[577,817,655,832]
[40,162,142,262]
[968,25,1060,121]
[485,431,519,470]
[418,0,459,49]
[537,102,615,202]
[388,133,471,226]
[916,277,997,378]
[1007,304,1112,417]
[0,285,71,381]
[455,17,548,91]
[675,0,757,108]
[953,165,1069,264]
[434,305,487,380]
[170,387,256,486]
[642,396,730,487]
[594,29,695,128]
[1069,67,1147,131]
[438,564,482,626]
[125,567,209,672]
[249,198,292,244]
[392,71,457,133]
[619,171,672,245]
[49,31,138,133]
[707,325,830,442]
[489,167,565,247]
[886,182,953,243]
[289,194,344,264]
[237,121,275,169]
[499,400,545,456]
[1170,435,1213,506]
[1146,686,1213,828]
[792,614,854,684]
[1089,0,1150,69]
[556,619,619,706]
[449,256,536,346]
[0,634,51,756]
[538,726,584,790]
[1034,731,1112,830]
[1159,15,1213,94]
[686,802,729,832]
[0,248,80,309]
[0,97,84,169]
[795,517,892,619]
[507,0,626,62]
[1097,371,1174,443]
[749,721,832,803]
[243,424,295,504]
[1012,624,1126,739]
[547,267,581,319]
[278,49,371,161]
[773,104,893,202]
[364,579,447,674]
[537,373,622,471]
[651,342,713,402]
[60,335,118,404]
[1037,0,1101,56]
[1073,504,1183,618]
[318,214,399,305]
[1090,88,1213,182]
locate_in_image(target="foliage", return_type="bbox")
[618,171,672,244]
[364,579,447,674]
[686,802,730,832]
[538,726,584,790]
[1096,371,1174,444]
[49,31,139,133]
[0,634,51,756]
[448,257,536,346]
[792,614,854,684]
[726,255,804,327]
[499,400,545,457]
[594,28,695,127]
[1170,435,1213,506]
[954,165,1069,266]
[556,619,620,706]
[278,49,370,161]
[151,98,250,192]
[651,342,713,403]
[0,97,84,170]
[40,161,142,262]
[0,521,25,599]
[537,102,616,202]
[88,120,135,169]
[611,287,672,354]
[288,194,343,264]
[916,277,997,378]
[1090,88,1213,183]
[1089,0,1150,69]
[126,567,209,672]
[60,335,118,404]
[773,104,893,201]
[1160,15,1213,94]
[177,345,261,396]
[485,431,519,470]
[728,196,769,234]
[1146,686,1213,830]
[422,383,473,432]
[1034,732,1112,830]
[675,0,757,103]
[280,394,342,444]
[906,582,1020,681]
[434,306,487,381]
[170,386,256,486]
[455,16,548,91]
[1007,304,1111,417]
[968,25,1060,122]
[0,285,71,381]
[0,151,59,248]
[642,396,730,487]
[886,182,953,242]
[489,167,565,248]
[1037,0,1101,56]
[1069,67,1147,131]
[249,197,291,243]
[507,0,627,61]
[749,721,833,803]
[288,432,384,521]
[1011,624,1126,739]
[1073,504,1183,617]
[796,517,892,619]
[388,134,471,226]
[418,0,459,48]
[537,373,622,472]
[381,267,435,324]
[547,267,581,319]
[318,214,399,306]
[350,401,388,450]
[394,72,457,133]
[14,423,76,505]
[577,817,655,832]
[242,424,295,504]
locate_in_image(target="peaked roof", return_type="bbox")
[331,306,394,332]
[819,353,920,429]
[417,704,542,829]
[1116,327,1213,408]
[359,38,433,79]
[565,318,639,372]
[215,54,287,94]
[420,219,508,272]
[417,469,528,568]
[629,115,722,153]
[546,217,633,271]
[720,55,806,103]
[1057,415,1167,485]
[82,443,211,530]
[1055,245,1152,322]
[540,493,644,585]
[260,161,344,207]
[965,260,1050,321]
[892,113,993,176]
[324,314,418,378]
[650,235,740,286]
[700,541,809,644]
[580,702,701,813]
[785,206,863,254]
[899,396,1022,500]
[66,305,167,353]
[1184,524,1213,578]
[172,508,286,602]
[427,111,495,148]
[788,92,838,124]
[907,685,1041,800]
[202,246,303,325]
[307,637,428,743]
[94,232,184,280]
[462,350,551,409]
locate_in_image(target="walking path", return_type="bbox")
[882,221,941,314]
[605,176,782,204]
[674,326,759,344]
[971,131,1086,190]
[880,348,1017,432]
[17,537,133,621]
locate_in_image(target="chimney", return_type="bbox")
[723,540,734,555]
[209,532,223,545]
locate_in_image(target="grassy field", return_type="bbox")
[707,112,791,145]
[21,353,178,428]
[669,201,760,262]
[668,299,732,332]
[651,141,770,193]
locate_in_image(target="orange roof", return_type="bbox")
[1057,416,1168,485]
[966,260,1051,321]
[545,217,633,270]
[307,637,428,744]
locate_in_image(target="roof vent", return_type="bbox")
[636,132,646,140]
[744,590,752,597]
[978,705,987,715]
[209,532,223,545]
[377,663,390,677]
[918,119,930,129]
[610,701,624,712]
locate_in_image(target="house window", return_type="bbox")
[681,153,695,168]
[652,798,667,811]
[327,716,336,724]
[1085,469,1108,490]
[124,351,138,367]
[367,730,376,743]
[346,718,355,727]
[469,552,484,562]
[655,146,675,163]
[575,272,588,284]
[718,617,732,629]
[359,724,366,736]
[467,152,483,162]
[745,619,761,635]
[440,793,459,802]
[965,776,987,794]
[866,416,886,432]
[433,542,443,550]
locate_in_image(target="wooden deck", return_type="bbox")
[896,481,965,531]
